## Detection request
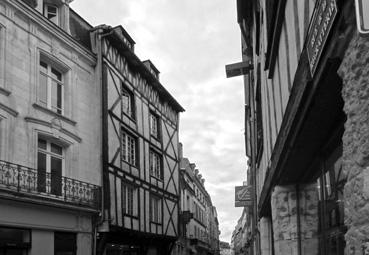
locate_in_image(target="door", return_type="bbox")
[37,138,63,196]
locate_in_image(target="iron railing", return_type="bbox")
[0,160,100,209]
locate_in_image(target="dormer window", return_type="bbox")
[43,4,59,25]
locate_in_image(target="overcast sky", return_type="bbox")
[71,0,246,243]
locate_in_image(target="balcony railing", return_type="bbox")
[0,160,100,209]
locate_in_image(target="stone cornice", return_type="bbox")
[25,116,82,143]
[4,0,96,66]
[0,102,18,117]
[0,87,11,96]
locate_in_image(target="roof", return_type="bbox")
[99,25,185,113]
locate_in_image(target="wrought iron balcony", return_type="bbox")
[0,160,100,209]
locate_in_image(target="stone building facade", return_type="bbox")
[172,147,220,255]
[0,0,101,254]
[233,0,369,254]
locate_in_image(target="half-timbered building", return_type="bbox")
[234,0,369,254]
[90,25,184,255]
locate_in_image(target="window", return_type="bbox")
[0,227,31,253]
[122,85,135,119]
[39,60,64,114]
[149,150,162,179]
[37,138,64,196]
[54,232,76,255]
[43,4,59,25]
[121,130,137,166]
[150,111,160,139]
[122,184,138,217]
[150,196,162,224]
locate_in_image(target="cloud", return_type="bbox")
[71,0,245,243]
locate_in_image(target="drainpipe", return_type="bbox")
[91,26,114,255]
[296,184,302,255]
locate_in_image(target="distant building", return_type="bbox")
[219,241,231,255]
[172,146,220,255]
[230,208,251,255]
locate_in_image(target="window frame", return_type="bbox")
[150,195,162,224]
[121,84,135,120]
[38,59,64,115]
[43,3,59,25]
[149,149,163,180]
[37,137,65,196]
[149,111,161,140]
[122,182,138,217]
[121,129,138,167]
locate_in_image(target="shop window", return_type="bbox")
[54,232,76,255]
[37,137,64,196]
[38,57,65,114]
[0,227,31,254]
[121,130,137,166]
[316,145,346,255]
[150,195,162,224]
[149,149,162,180]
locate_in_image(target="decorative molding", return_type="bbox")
[32,103,77,126]
[24,116,51,127]
[0,87,11,96]
[60,127,82,143]
[5,0,96,66]
[0,102,18,117]
[25,116,82,143]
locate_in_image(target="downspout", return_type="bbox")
[92,27,114,255]
[296,184,302,255]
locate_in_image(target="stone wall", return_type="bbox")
[271,184,318,255]
[338,30,369,255]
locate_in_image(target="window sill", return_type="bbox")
[150,221,162,226]
[150,135,161,143]
[0,87,11,96]
[150,175,164,182]
[32,103,77,126]
[121,159,138,169]
[121,111,137,123]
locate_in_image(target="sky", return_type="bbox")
[71,0,246,243]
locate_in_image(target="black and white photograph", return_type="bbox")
[0,0,368,255]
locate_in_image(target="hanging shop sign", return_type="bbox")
[225,61,253,78]
[235,185,253,207]
[355,0,369,34]
[307,0,338,76]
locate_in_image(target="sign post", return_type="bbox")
[235,185,253,207]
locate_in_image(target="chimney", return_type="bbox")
[178,143,183,160]
[201,178,205,185]
[194,169,199,176]
[190,163,196,171]
[198,174,202,180]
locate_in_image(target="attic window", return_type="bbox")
[43,4,59,25]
